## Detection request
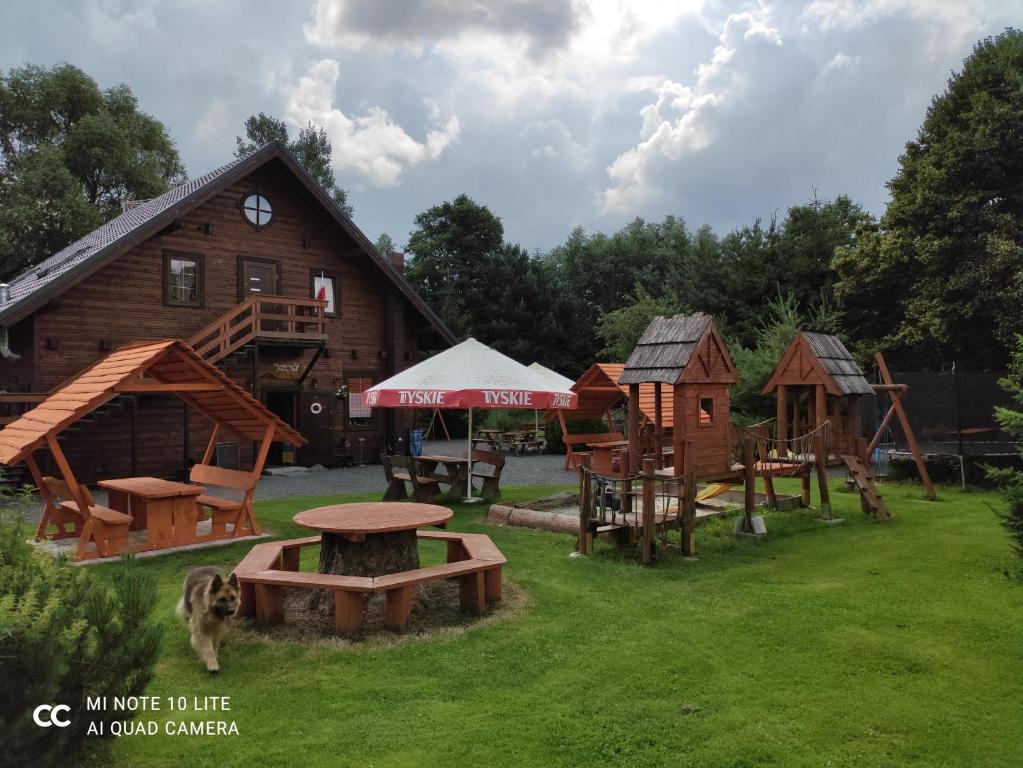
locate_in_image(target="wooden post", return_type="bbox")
[46,434,89,520]
[672,385,685,478]
[558,409,572,470]
[792,388,801,442]
[801,467,811,507]
[654,382,664,469]
[776,384,788,458]
[26,453,53,540]
[577,453,592,555]
[681,441,696,555]
[627,383,641,475]
[641,457,656,565]
[815,429,832,518]
[815,385,828,438]
[201,424,222,465]
[681,469,697,556]
[875,353,935,499]
[742,436,755,532]
[848,395,862,453]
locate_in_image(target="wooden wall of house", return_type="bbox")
[2,318,35,390]
[10,158,431,481]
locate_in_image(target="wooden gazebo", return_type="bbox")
[761,331,874,459]
[549,363,680,470]
[0,339,305,560]
[618,313,738,479]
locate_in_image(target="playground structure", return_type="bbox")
[762,330,874,460]
[571,317,910,564]
[763,332,934,511]
[573,314,831,563]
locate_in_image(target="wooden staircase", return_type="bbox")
[842,454,891,522]
[188,294,328,365]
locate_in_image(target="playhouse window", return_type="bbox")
[699,396,714,425]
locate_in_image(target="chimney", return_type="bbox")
[0,283,10,304]
[388,252,405,273]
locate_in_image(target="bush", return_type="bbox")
[543,417,610,455]
[987,334,1023,559]
[0,514,162,767]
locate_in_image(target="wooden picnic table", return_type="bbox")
[417,454,469,499]
[586,439,630,474]
[98,476,205,547]
[294,502,452,577]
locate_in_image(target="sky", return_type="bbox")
[1,0,1020,252]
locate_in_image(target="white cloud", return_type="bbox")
[285,59,461,187]
[192,98,232,144]
[824,51,860,71]
[305,0,704,113]
[598,8,782,214]
[800,0,990,43]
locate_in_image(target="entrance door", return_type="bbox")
[265,390,297,466]
[240,258,280,331]
[240,259,279,297]
[299,390,334,466]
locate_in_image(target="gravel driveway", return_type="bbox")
[253,439,571,501]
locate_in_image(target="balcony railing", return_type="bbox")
[188,294,329,364]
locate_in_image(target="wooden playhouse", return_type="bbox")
[761,330,875,460]
[618,312,739,479]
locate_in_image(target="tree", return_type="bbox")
[834,30,1023,368]
[404,194,504,339]
[730,291,838,417]
[0,63,184,278]
[595,287,685,362]
[235,113,353,217]
[375,232,397,256]
[987,335,1023,562]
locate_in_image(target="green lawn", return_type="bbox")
[95,479,1023,768]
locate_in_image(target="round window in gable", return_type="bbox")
[242,194,273,227]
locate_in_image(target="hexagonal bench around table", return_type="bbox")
[232,530,506,637]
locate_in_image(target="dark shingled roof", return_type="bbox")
[0,142,456,345]
[1,155,245,309]
[801,331,874,395]
[618,313,712,385]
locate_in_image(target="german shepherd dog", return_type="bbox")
[176,566,241,673]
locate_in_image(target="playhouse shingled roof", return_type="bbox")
[762,331,874,396]
[801,332,874,395]
[618,313,714,385]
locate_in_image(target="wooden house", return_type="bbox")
[618,313,738,479]
[761,331,874,457]
[0,141,454,483]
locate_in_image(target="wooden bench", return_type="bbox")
[35,475,84,541]
[233,530,506,637]
[381,454,441,502]
[561,432,625,470]
[55,482,133,559]
[469,449,506,499]
[190,463,260,538]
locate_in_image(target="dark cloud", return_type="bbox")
[308,0,579,57]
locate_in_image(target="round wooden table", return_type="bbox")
[294,502,452,578]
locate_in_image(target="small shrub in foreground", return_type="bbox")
[0,516,163,768]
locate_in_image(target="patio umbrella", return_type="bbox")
[528,362,575,433]
[365,338,578,501]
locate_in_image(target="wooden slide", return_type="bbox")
[841,455,891,522]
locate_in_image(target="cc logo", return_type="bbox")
[33,704,71,728]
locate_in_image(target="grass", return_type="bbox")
[91,479,1023,768]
